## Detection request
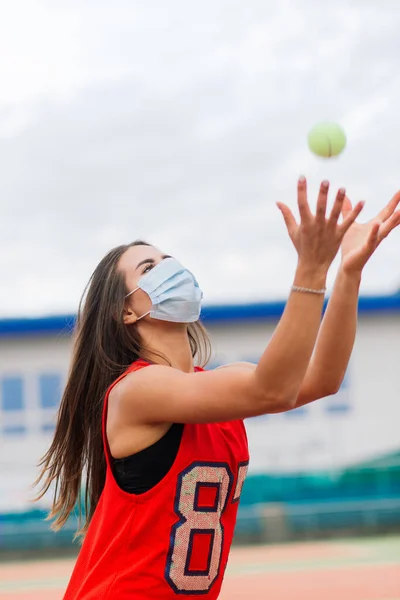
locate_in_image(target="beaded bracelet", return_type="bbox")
[291,285,326,295]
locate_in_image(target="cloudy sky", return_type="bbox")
[1,0,400,317]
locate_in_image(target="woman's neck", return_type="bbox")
[139,321,195,373]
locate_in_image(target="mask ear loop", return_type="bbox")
[125,286,152,321]
[136,310,151,321]
[125,286,140,299]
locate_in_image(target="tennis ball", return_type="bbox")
[307,122,347,158]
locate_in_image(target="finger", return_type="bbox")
[328,187,346,225]
[276,202,298,237]
[297,176,312,223]
[378,209,400,240]
[366,222,381,249]
[315,180,329,224]
[377,191,400,222]
[341,195,353,218]
[340,200,365,233]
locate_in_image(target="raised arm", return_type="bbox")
[117,179,363,425]
[296,191,400,406]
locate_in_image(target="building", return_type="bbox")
[1,294,400,547]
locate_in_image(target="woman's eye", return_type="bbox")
[143,264,154,274]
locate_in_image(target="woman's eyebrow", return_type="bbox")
[135,255,172,270]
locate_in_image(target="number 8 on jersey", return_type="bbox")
[165,461,248,594]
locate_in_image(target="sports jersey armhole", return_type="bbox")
[101,360,151,471]
[102,363,204,482]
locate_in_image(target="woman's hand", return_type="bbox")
[340,192,400,274]
[277,178,364,274]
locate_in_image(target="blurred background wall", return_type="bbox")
[1,294,399,552]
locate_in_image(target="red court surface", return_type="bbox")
[0,537,399,599]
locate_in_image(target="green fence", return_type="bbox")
[1,454,399,552]
[241,455,400,506]
[234,454,400,543]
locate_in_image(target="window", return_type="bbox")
[39,373,62,434]
[39,374,62,409]
[3,424,26,435]
[285,406,308,417]
[1,377,24,411]
[1,376,26,435]
[41,422,56,433]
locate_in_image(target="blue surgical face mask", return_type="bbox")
[125,257,203,323]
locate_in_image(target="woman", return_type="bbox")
[36,178,400,599]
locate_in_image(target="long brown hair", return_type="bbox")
[34,240,211,538]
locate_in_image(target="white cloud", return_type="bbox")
[1,0,400,317]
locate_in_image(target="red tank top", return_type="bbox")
[63,360,249,599]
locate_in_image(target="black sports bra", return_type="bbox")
[112,423,184,494]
